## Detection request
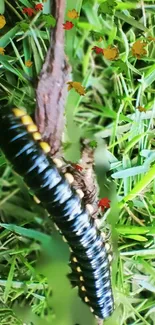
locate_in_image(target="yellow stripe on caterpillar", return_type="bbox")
[86,204,94,215]
[40,142,51,153]
[33,132,42,140]
[27,124,38,132]
[72,256,78,263]
[84,296,89,303]
[12,108,25,117]
[81,286,86,292]
[65,173,74,184]
[53,158,64,168]
[76,189,84,199]
[21,115,34,125]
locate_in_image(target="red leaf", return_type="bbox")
[92,46,103,54]
[35,3,43,11]
[98,197,111,211]
[22,7,35,16]
[63,21,74,30]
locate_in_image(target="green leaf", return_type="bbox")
[17,21,29,32]
[0,0,5,14]
[124,133,147,155]
[113,60,128,75]
[0,223,52,247]
[41,14,56,28]
[124,234,148,242]
[98,1,117,16]
[90,31,103,41]
[119,163,155,209]
[114,11,149,32]
[116,225,149,235]
[0,26,19,47]
[112,165,148,179]
[17,0,32,7]
[4,256,16,303]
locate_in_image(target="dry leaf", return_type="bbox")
[67,81,86,96]
[25,60,33,67]
[131,40,147,59]
[136,106,146,113]
[67,9,79,19]
[103,45,119,60]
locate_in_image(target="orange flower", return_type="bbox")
[98,198,111,211]
[22,7,35,17]
[0,47,5,55]
[0,15,6,29]
[25,60,33,67]
[35,3,43,11]
[63,21,74,30]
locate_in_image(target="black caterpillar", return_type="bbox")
[0,107,114,320]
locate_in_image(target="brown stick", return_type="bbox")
[35,0,71,157]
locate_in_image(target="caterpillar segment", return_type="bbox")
[0,107,114,320]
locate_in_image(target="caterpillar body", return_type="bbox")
[0,107,114,320]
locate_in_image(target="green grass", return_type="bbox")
[0,0,155,324]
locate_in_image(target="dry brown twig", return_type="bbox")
[36,0,71,157]
[35,0,99,211]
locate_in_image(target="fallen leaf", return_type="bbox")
[0,47,5,55]
[63,21,74,30]
[67,81,86,96]
[98,197,111,211]
[67,9,79,19]
[0,15,6,29]
[136,106,146,113]
[131,40,147,59]
[103,45,119,60]
[25,60,33,67]
[92,46,103,54]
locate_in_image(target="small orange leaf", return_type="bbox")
[136,106,146,113]
[147,36,155,41]
[0,47,5,55]
[67,81,86,96]
[0,15,6,29]
[131,40,147,59]
[25,60,33,67]
[67,9,79,19]
[103,45,119,60]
